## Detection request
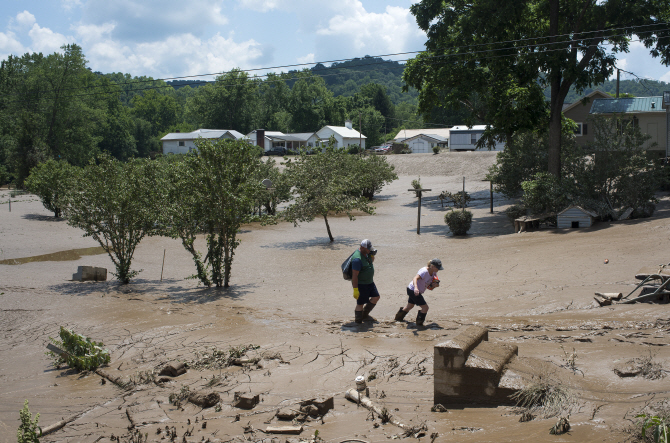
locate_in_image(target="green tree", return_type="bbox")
[346,154,398,200]
[24,159,80,217]
[160,139,264,288]
[64,154,162,283]
[405,0,670,176]
[131,88,179,136]
[283,147,376,242]
[1,45,104,184]
[186,69,259,133]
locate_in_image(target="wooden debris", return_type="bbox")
[158,362,187,377]
[300,397,334,416]
[276,408,299,420]
[345,389,406,429]
[594,292,622,301]
[94,368,127,388]
[232,357,261,365]
[265,425,303,434]
[188,390,221,408]
[593,296,612,307]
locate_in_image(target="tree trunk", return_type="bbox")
[324,214,334,242]
[547,0,562,178]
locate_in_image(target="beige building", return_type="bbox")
[562,90,611,148]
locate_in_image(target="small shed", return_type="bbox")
[557,205,598,229]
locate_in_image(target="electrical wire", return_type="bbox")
[0,21,668,102]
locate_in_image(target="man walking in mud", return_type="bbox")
[351,239,379,323]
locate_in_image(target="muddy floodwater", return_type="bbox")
[1,153,669,443]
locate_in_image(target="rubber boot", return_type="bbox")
[362,302,376,321]
[394,308,408,321]
[416,312,427,327]
[355,310,364,324]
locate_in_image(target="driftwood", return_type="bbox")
[345,389,406,429]
[95,368,127,388]
[594,292,622,301]
[265,425,303,434]
[41,414,80,436]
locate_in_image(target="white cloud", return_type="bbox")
[15,11,37,29]
[81,31,268,78]
[660,71,670,83]
[0,31,24,59]
[237,0,281,13]
[297,53,315,64]
[316,3,425,56]
[28,24,72,53]
[81,0,228,42]
[61,0,83,10]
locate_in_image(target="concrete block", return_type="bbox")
[73,266,107,282]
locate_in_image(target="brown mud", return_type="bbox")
[1,153,669,442]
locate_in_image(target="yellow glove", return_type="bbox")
[353,288,360,299]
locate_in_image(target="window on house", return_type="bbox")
[470,133,477,144]
[178,141,185,146]
[573,123,588,136]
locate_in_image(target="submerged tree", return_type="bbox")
[283,147,378,242]
[24,159,81,217]
[64,154,162,283]
[161,139,264,288]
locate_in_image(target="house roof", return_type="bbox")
[562,90,611,114]
[590,96,665,114]
[393,128,450,141]
[558,205,598,218]
[318,125,366,138]
[449,125,488,132]
[404,134,449,142]
[161,129,244,141]
[270,132,317,142]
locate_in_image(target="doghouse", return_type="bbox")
[557,205,597,229]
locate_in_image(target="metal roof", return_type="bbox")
[319,126,366,138]
[590,96,665,114]
[404,133,449,142]
[161,129,244,141]
[449,125,488,132]
[394,128,450,141]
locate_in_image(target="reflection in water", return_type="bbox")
[0,246,106,265]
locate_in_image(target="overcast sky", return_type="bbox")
[1,0,669,84]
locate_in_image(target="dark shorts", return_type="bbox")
[407,287,427,306]
[357,282,380,305]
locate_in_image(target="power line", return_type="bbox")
[1,20,668,101]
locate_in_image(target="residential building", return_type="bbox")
[316,120,366,150]
[449,125,505,151]
[161,129,245,155]
[393,128,451,153]
[589,95,669,157]
[562,90,611,147]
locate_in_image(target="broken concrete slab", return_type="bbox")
[188,390,220,408]
[299,397,334,416]
[276,408,299,420]
[72,266,107,282]
[127,401,170,426]
[233,392,260,409]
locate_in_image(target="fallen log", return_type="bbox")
[344,389,406,429]
[95,368,128,389]
[265,425,303,435]
[593,296,612,307]
[594,292,622,301]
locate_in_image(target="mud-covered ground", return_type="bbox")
[1,152,669,443]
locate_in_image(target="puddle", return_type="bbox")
[0,246,106,265]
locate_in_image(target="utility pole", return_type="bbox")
[359,112,362,152]
[616,69,620,98]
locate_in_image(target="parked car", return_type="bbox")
[265,147,287,156]
[374,146,391,153]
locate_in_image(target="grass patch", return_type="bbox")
[510,380,575,418]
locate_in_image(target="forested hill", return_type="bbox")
[549,79,670,103]
[310,56,418,104]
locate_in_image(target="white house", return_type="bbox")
[316,120,366,149]
[394,127,451,144]
[161,129,245,155]
[246,130,287,151]
[449,125,505,151]
[400,134,449,153]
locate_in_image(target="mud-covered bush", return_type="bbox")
[48,326,110,371]
[444,209,473,236]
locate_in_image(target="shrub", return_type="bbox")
[432,145,440,154]
[48,326,110,371]
[17,400,40,443]
[444,209,473,235]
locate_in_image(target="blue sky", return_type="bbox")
[1,0,669,84]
